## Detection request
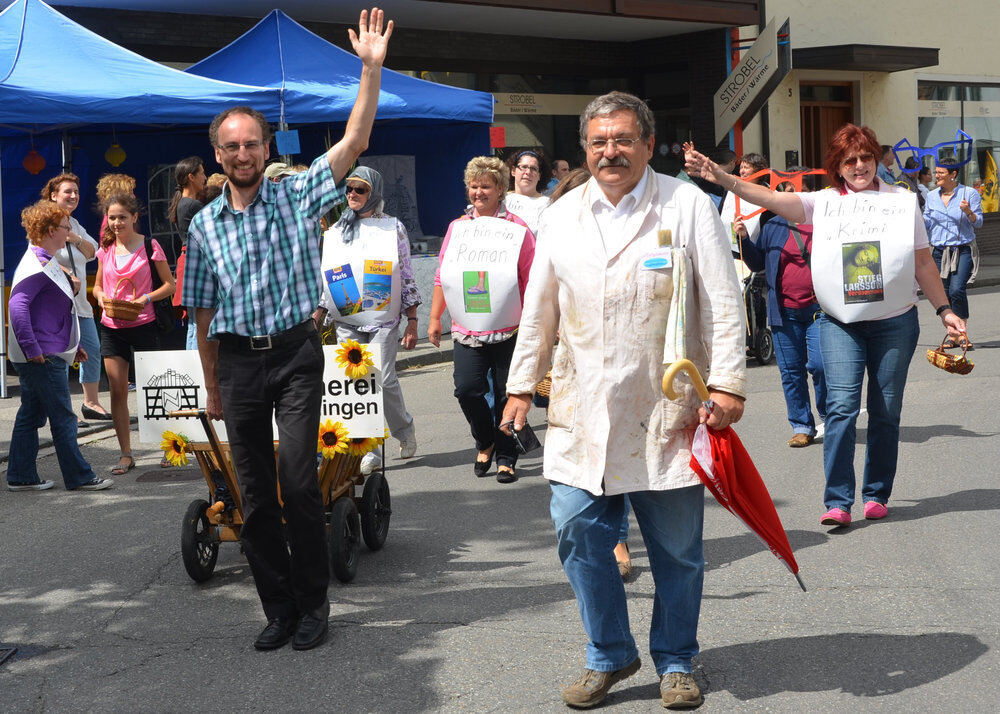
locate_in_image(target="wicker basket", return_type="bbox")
[104,277,143,322]
[535,370,553,398]
[926,339,974,375]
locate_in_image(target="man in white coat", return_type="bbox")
[502,91,746,710]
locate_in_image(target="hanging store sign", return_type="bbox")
[714,17,792,145]
[493,93,595,116]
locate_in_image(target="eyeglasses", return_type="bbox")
[840,153,875,167]
[58,223,71,231]
[515,164,539,173]
[216,140,264,155]
[892,130,973,173]
[345,185,370,196]
[732,167,828,221]
[585,137,643,152]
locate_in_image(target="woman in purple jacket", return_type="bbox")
[6,200,112,492]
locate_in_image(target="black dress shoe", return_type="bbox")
[496,468,517,484]
[473,448,494,478]
[81,405,113,421]
[293,600,330,650]
[253,617,299,651]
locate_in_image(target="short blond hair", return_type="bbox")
[95,173,136,204]
[464,156,508,193]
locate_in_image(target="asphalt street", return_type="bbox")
[1,288,998,712]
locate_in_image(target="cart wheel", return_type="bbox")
[754,328,775,366]
[181,499,219,583]
[360,472,391,551]
[329,497,361,583]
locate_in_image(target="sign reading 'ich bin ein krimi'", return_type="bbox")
[714,17,791,146]
[136,344,384,444]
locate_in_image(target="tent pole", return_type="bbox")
[0,142,7,398]
[279,121,291,165]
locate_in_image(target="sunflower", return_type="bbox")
[334,338,374,379]
[160,430,190,467]
[348,436,380,457]
[318,420,350,459]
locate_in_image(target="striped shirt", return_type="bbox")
[182,155,344,337]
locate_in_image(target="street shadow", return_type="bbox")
[607,632,987,706]
[855,424,996,444]
[879,488,1000,523]
[694,632,987,700]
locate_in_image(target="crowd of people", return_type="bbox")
[4,6,988,709]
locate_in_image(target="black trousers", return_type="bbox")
[218,331,328,620]
[452,338,518,468]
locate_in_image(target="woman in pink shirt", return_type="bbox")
[92,193,175,475]
[428,156,535,483]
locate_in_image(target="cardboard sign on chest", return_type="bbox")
[321,217,401,327]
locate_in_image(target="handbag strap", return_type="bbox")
[788,224,810,265]
[144,237,164,291]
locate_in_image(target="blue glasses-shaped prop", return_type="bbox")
[893,130,973,174]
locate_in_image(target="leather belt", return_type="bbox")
[216,321,316,352]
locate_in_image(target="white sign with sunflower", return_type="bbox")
[135,343,385,447]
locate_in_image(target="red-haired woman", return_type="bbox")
[92,193,175,475]
[686,124,964,526]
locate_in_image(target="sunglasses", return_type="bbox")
[345,185,370,196]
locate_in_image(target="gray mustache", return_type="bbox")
[597,156,631,169]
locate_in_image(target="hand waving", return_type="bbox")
[349,7,394,68]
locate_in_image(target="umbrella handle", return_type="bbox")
[662,359,712,403]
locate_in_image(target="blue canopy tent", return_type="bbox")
[185,9,494,239]
[0,0,277,395]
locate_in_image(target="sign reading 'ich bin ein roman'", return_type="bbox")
[714,17,792,146]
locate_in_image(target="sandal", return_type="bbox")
[957,335,974,351]
[110,454,135,476]
[942,335,959,349]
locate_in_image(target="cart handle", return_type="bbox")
[169,409,201,418]
[661,359,712,403]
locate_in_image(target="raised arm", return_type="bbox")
[326,8,394,182]
[684,142,807,224]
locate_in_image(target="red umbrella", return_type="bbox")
[663,360,806,591]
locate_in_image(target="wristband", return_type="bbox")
[406,317,417,322]
[144,294,151,305]
[935,304,951,316]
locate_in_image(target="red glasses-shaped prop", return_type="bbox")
[733,168,827,221]
[662,359,806,591]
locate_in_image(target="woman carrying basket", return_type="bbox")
[93,193,175,475]
[686,124,965,526]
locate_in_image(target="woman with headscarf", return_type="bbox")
[317,166,421,474]
[7,200,111,492]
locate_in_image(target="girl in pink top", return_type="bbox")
[93,193,175,475]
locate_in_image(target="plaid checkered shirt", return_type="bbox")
[183,155,344,337]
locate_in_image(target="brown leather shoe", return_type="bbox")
[614,541,632,582]
[561,658,641,708]
[787,433,813,448]
[660,671,703,709]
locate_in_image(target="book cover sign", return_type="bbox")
[463,271,491,312]
[325,264,362,316]
[361,260,393,311]
[842,242,884,304]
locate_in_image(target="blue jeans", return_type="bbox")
[185,319,198,350]
[772,304,826,435]
[77,316,102,384]
[932,245,973,319]
[8,358,97,489]
[551,483,704,675]
[618,495,631,543]
[818,308,919,511]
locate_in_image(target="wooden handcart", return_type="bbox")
[169,409,391,584]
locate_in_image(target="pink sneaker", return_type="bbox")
[820,508,852,526]
[864,501,888,520]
